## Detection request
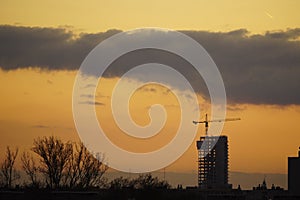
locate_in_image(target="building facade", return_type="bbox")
[288,147,300,195]
[196,135,232,189]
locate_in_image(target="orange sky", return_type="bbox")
[0,0,300,181]
[0,69,299,175]
[1,0,300,34]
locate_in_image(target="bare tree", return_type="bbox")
[109,174,171,190]
[64,142,108,188]
[21,152,39,188]
[31,136,72,189]
[80,150,108,188]
[109,176,133,189]
[0,146,20,188]
[63,142,83,188]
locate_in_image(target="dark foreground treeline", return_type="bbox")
[1,137,298,200]
[0,189,231,200]
[0,189,239,200]
[0,188,296,200]
[0,136,170,190]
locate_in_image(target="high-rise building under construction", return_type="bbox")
[288,147,300,195]
[196,135,232,189]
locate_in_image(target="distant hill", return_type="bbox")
[103,171,287,190]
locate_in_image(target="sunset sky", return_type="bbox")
[0,0,300,187]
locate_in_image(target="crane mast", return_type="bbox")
[193,113,241,136]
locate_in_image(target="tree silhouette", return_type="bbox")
[109,174,171,190]
[0,137,108,190]
[0,146,19,188]
[109,176,134,189]
[134,174,171,189]
[31,136,73,189]
[21,152,40,188]
[64,142,108,188]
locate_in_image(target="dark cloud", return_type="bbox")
[0,25,120,70]
[137,87,157,93]
[80,94,94,98]
[31,125,50,129]
[184,29,300,105]
[227,105,247,112]
[265,28,300,40]
[0,25,300,105]
[83,84,97,88]
[79,101,105,106]
[97,93,110,99]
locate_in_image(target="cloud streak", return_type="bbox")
[31,125,51,129]
[0,25,300,105]
[79,101,105,106]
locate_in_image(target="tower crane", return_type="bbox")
[193,114,241,136]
